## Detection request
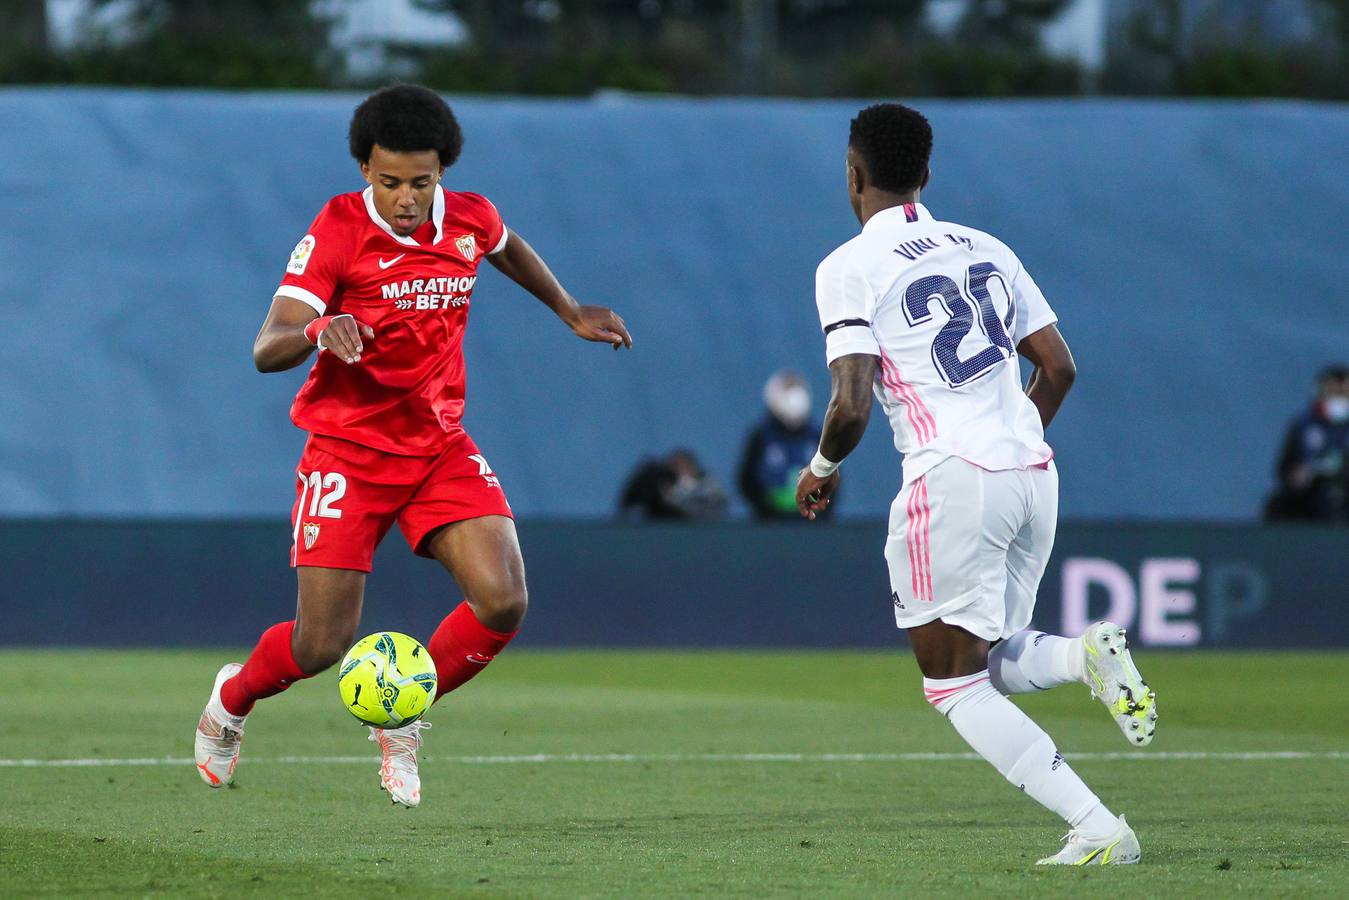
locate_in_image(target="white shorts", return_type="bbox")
[885,457,1058,642]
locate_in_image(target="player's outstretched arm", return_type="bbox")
[487,228,632,350]
[1017,324,1076,429]
[795,353,879,520]
[253,296,374,372]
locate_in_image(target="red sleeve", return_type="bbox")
[460,192,507,256]
[275,200,350,314]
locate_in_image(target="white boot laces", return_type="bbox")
[372,721,430,761]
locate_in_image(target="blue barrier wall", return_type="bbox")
[2,90,1347,520]
[1,520,1345,648]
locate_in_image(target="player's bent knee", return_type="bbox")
[501,588,528,627]
[490,589,529,630]
[293,629,358,675]
[294,643,343,675]
[470,581,527,632]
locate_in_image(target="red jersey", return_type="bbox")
[275,186,507,456]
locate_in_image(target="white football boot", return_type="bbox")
[1081,622,1158,746]
[370,721,430,807]
[1037,815,1141,866]
[194,663,246,787]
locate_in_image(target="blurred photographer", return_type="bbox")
[1266,365,1349,522]
[619,448,728,521]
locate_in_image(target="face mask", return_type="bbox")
[768,385,811,429]
[1325,396,1349,424]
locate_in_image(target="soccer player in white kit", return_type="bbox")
[795,104,1159,866]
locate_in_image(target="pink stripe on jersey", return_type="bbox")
[878,360,919,440]
[878,351,937,446]
[882,359,927,445]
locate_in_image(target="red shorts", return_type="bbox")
[290,430,513,572]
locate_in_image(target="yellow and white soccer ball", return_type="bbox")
[337,632,438,728]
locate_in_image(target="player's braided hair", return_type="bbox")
[348,84,464,167]
[848,103,932,194]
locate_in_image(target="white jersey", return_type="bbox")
[815,202,1057,486]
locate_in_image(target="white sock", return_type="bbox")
[987,631,1084,695]
[206,696,246,728]
[209,695,246,728]
[924,671,1118,840]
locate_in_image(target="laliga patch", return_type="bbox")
[455,233,476,261]
[302,522,320,550]
[287,234,316,275]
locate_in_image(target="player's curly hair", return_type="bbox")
[348,84,464,167]
[848,103,932,194]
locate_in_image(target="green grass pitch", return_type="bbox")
[1,648,1346,897]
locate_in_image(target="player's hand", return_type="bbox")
[569,305,632,351]
[311,314,375,365]
[795,468,840,521]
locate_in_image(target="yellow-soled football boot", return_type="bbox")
[1038,815,1141,865]
[1082,622,1157,746]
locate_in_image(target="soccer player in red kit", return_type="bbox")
[193,85,632,807]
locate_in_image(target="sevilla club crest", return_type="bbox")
[455,234,477,261]
[302,522,320,550]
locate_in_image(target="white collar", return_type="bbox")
[862,201,932,232]
[362,184,446,246]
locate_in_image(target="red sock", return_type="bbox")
[220,620,307,717]
[427,602,518,701]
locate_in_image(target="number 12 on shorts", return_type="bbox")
[299,471,347,519]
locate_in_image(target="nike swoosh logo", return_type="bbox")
[378,254,406,269]
[465,653,493,665]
